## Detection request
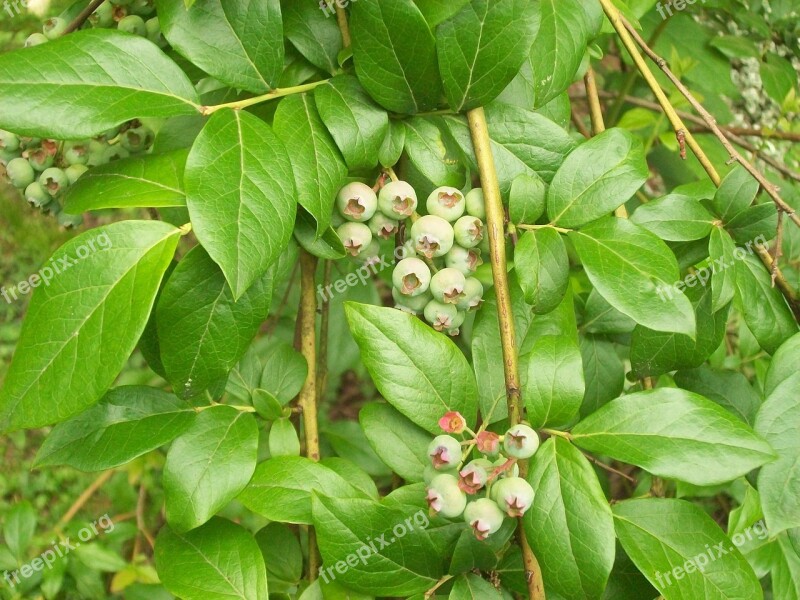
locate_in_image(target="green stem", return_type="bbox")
[201,80,329,116]
[517,223,572,234]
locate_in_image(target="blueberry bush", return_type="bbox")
[0,0,799,599]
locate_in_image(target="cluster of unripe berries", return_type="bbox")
[24,0,162,48]
[334,180,487,335]
[424,412,539,541]
[0,119,155,227]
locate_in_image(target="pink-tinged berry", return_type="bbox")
[378,180,418,218]
[426,473,467,518]
[503,424,540,459]
[458,460,489,494]
[491,477,535,517]
[336,182,378,222]
[463,498,505,541]
[427,435,462,470]
[426,186,466,222]
[439,411,467,434]
[476,431,501,456]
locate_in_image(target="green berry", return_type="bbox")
[120,125,154,152]
[503,424,540,459]
[393,288,432,315]
[43,17,68,39]
[27,147,54,171]
[337,182,378,222]
[410,215,454,259]
[445,310,466,337]
[24,33,49,47]
[426,474,467,518]
[118,14,147,36]
[131,0,155,16]
[145,17,162,45]
[102,145,131,163]
[453,216,484,248]
[0,148,16,166]
[89,2,115,27]
[58,212,84,229]
[445,245,482,275]
[378,180,417,219]
[430,268,466,305]
[62,141,91,166]
[464,498,505,541]
[427,435,462,470]
[65,164,89,184]
[368,212,399,240]
[353,239,381,267]
[6,158,35,189]
[456,277,484,311]
[39,168,70,197]
[458,460,489,494]
[424,299,459,332]
[397,239,417,260]
[491,477,535,518]
[0,130,20,152]
[392,257,432,297]
[426,186,465,222]
[24,182,51,208]
[336,222,373,257]
[465,188,486,219]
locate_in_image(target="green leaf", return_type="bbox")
[572,388,776,486]
[547,128,648,227]
[295,209,347,260]
[756,372,800,535]
[351,0,442,113]
[379,121,406,168]
[629,283,728,378]
[321,457,381,500]
[442,104,576,193]
[238,456,366,524]
[35,386,195,471]
[345,302,478,433]
[711,165,759,222]
[359,403,432,482]
[773,534,800,600]
[764,332,800,397]
[185,108,296,299]
[630,194,716,242]
[569,217,696,337]
[509,172,546,225]
[760,52,797,103]
[674,368,760,426]
[579,336,624,418]
[524,438,615,600]
[260,341,308,404]
[64,149,188,212]
[403,117,466,192]
[735,253,798,354]
[414,0,470,26]
[528,0,603,106]
[709,36,761,59]
[283,0,343,75]
[158,246,272,399]
[256,523,302,586]
[581,289,636,335]
[312,494,441,595]
[709,227,736,312]
[0,221,180,433]
[315,75,390,171]
[613,498,763,600]
[448,573,502,599]
[3,501,36,562]
[726,204,777,245]
[156,0,283,93]
[514,228,569,314]
[521,336,584,429]
[155,517,268,600]
[269,417,301,457]
[322,420,392,477]
[0,30,199,138]
[436,0,539,112]
[274,94,348,236]
[163,406,259,531]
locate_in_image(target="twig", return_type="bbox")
[772,210,785,286]
[55,470,114,535]
[570,108,591,139]
[317,260,332,406]
[425,574,454,599]
[63,0,105,34]
[201,80,329,115]
[334,4,351,48]
[468,107,545,600]
[582,452,636,484]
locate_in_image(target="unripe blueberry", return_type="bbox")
[453,216,484,248]
[353,239,381,268]
[426,186,465,222]
[456,277,484,312]
[43,17,68,39]
[492,477,535,518]
[445,245,482,276]
[145,17,163,45]
[378,180,417,219]
[89,1,114,27]
[445,310,466,337]
[458,460,489,494]
[410,215,454,258]
[426,474,467,518]
[424,300,459,332]
[465,188,486,219]
[336,222,373,257]
[24,33,49,47]
[368,212,399,240]
[438,411,467,434]
[94,126,121,142]
[392,288,431,315]
[427,435,462,470]
[39,168,69,197]
[58,212,84,229]
[131,0,155,16]
[393,257,431,297]
[0,148,16,166]
[464,498,505,541]
[24,182,51,208]
[476,431,501,456]
[118,14,146,36]
[430,268,466,305]
[0,130,20,153]
[27,148,54,171]
[62,141,90,166]
[102,145,130,163]
[503,424,540,459]
[396,239,417,260]
[6,158,35,189]
[65,164,89,185]
[120,125,154,153]
[337,182,378,222]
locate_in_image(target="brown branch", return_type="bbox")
[63,0,105,34]
[581,452,636,484]
[55,470,114,534]
[772,210,785,286]
[570,108,591,139]
[317,260,332,406]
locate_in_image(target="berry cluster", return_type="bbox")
[333,180,487,336]
[25,0,162,48]
[425,412,539,541]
